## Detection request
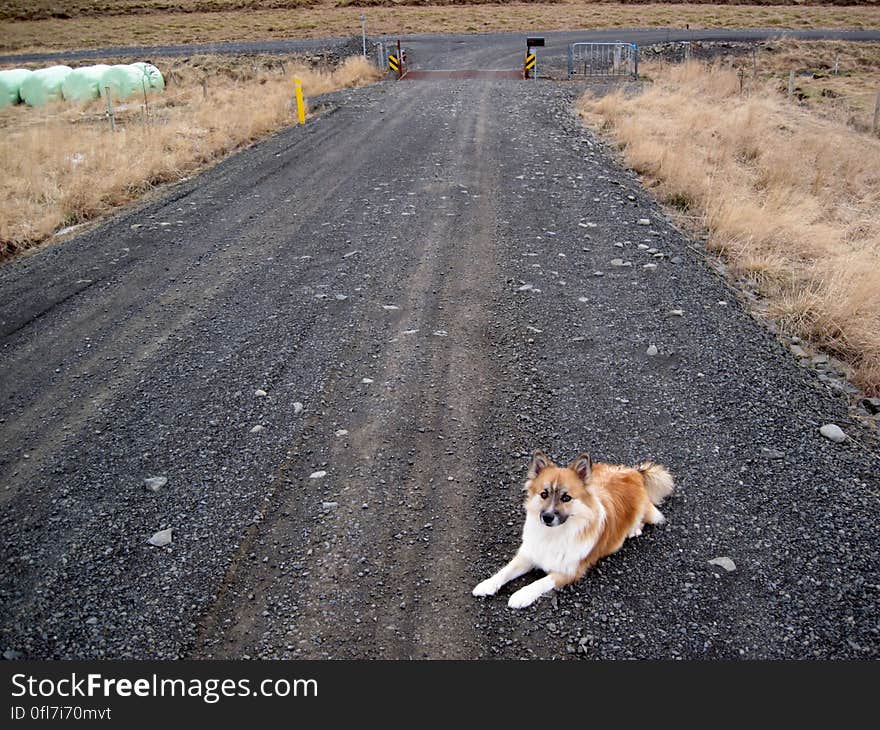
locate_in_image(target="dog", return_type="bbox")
[472,449,673,608]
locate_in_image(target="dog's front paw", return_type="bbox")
[507,586,540,609]
[627,524,643,539]
[472,578,500,597]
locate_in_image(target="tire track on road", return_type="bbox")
[195,80,508,659]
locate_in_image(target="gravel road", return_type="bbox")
[1,54,878,659]
[2,27,879,65]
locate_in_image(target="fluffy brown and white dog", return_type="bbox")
[473,450,673,608]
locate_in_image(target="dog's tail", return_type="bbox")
[637,462,674,505]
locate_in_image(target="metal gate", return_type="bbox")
[567,42,638,80]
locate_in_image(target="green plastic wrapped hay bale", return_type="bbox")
[131,62,165,92]
[19,65,72,107]
[100,64,146,101]
[61,64,110,103]
[142,63,165,92]
[0,68,32,108]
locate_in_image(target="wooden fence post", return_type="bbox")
[104,86,116,131]
[873,90,880,135]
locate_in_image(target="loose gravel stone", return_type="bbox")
[309,471,327,479]
[761,448,786,460]
[861,398,880,415]
[819,424,846,443]
[709,557,736,572]
[144,476,167,492]
[148,529,173,547]
[646,345,658,356]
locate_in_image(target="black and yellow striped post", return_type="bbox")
[524,36,544,80]
[387,39,406,79]
[523,52,536,79]
[388,52,400,76]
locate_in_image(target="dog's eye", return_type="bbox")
[540,491,548,499]
[561,494,571,502]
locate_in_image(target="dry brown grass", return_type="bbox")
[3,0,872,20]
[0,1,319,22]
[751,39,880,131]
[578,60,880,394]
[0,54,381,259]
[2,3,879,54]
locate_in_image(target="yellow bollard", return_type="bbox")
[294,77,306,125]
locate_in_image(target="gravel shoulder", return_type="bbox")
[1,70,878,660]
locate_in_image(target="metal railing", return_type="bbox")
[376,41,389,71]
[567,42,638,80]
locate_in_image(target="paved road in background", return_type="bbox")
[1,34,878,660]
[2,27,880,65]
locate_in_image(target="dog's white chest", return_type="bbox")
[519,513,595,576]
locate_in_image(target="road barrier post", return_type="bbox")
[294,77,306,125]
[388,51,400,77]
[387,40,405,79]
[524,51,536,79]
[524,36,543,80]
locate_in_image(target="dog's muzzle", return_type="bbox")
[541,511,567,527]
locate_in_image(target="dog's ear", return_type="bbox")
[528,449,552,479]
[569,453,593,481]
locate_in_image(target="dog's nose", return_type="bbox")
[541,512,555,526]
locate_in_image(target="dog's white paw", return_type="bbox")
[628,524,643,538]
[507,575,555,608]
[507,587,540,609]
[472,578,500,597]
